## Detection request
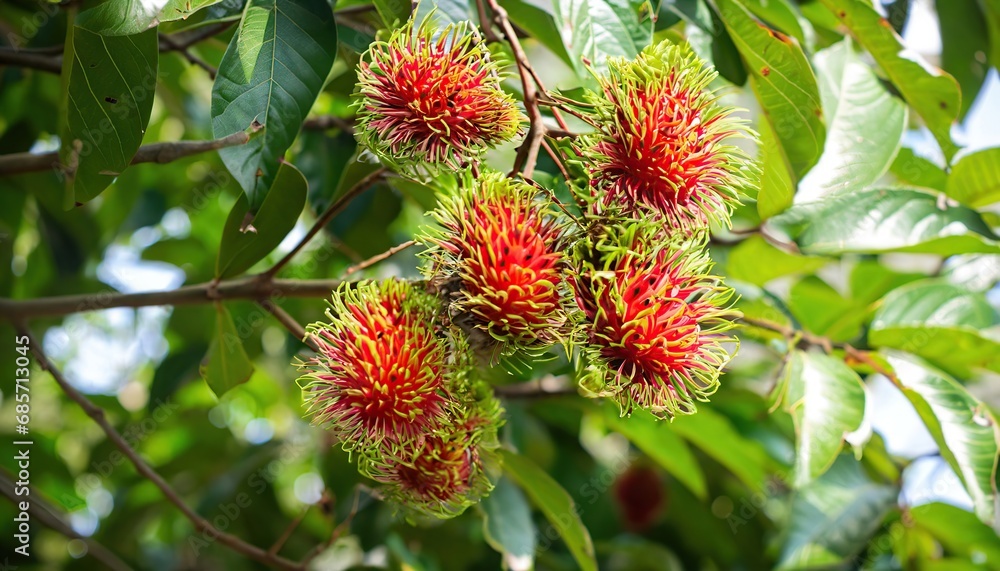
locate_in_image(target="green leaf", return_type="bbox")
[413,0,471,26]
[727,235,827,286]
[910,503,1000,561]
[552,0,653,81]
[819,0,961,162]
[886,354,999,526]
[890,147,947,192]
[870,280,1000,378]
[778,351,866,487]
[670,406,772,489]
[201,304,255,397]
[947,148,1000,208]
[738,0,809,47]
[787,276,866,341]
[211,0,337,211]
[985,0,1000,69]
[756,116,795,219]
[778,456,897,569]
[503,0,574,68]
[216,162,307,278]
[600,405,707,500]
[373,0,411,27]
[715,0,825,179]
[481,476,537,571]
[768,188,1000,256]
[77,0,222,35]
[797,39,906,201]
[936,0,989,118]
[59,26,158,206]
[500,449,597,571]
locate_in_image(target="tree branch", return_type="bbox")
[0,470,134,571]
[14,325,302,571]
[264,167,387,278]
[0,127,259,177]
[487,0,545,177]
[0,276,345,320]
[341,240,417,278]
[0,47,61,73]
[159,32,217,78]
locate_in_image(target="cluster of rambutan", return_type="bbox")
[295,16,756,518]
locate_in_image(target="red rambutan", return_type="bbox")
[423,171,570,354]
[582,41,755,228]
[355,18,522,172]
[297,280,454,450]
[573,224,737,418]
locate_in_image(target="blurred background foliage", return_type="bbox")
[0,0,999,569]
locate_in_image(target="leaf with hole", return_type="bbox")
[211,0,337,211]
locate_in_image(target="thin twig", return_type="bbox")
[0,127,258,177]
[302,115,356,135]
[487,0,545,177]
[159,32,218,78]
[474,0,501,43]
[14,325,302,571]
[0,47,61,73]
[333,3,377,15]
[0,470,133,571]
[258,299,312,348]
[268,506,310,557]
[160,21,236,51]
[0,276,346,320]
[265,168,387,278]
[341,240,417,278]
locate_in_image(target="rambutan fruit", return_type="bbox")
[580,41,756,228]
[355,17,522,173]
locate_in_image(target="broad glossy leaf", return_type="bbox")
[500,449,597,571]
[739,0,808,46]
[77,0,222,35]
[947,148,1000,208]
[481,476,537,571]
[59,26,158,206]
[819,0,961,161]
[373,0,411,27]
[756,115,795,219]
[796,39,906,202]
[216,162,307,278]
[553,0,652,80]
[671,406,772,489]
[778,351,866,487]
[601,405,707,500]
[871,280,1000,377]
[778,456,897,569]
[504,0,574,68]
[212,0,337,211]
[201,303,255,397]
[886,354,999,525]
[413,0,471,26]
[910,503,1000,561]
[936,0,989,118]
[890,147,947,192]
[768,188,1000,256]
[787,276,864,341]
[727,235,827,286]
[715,0,825,179]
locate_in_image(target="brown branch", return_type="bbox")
[333,3,377,16]
[739,316,900,383]
[258,300,312,347]
[0,470,134,571]
[265,167,387,278]
[487,0,545,177]
[302,115,356,135]
[0,276,346,320]
[341,240,417,278]
[14,325,302,571]
[268,507,309,557]
[0,47,61,73]
[0,127,259,177]
[159,32,217,78]
[160,21,236,51]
